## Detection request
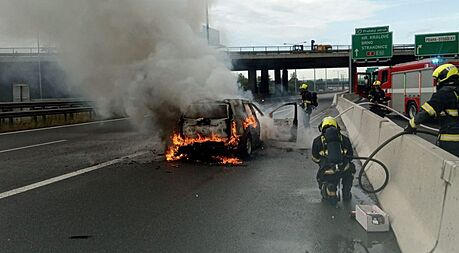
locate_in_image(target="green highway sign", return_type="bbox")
[355,26,389,35]
[352,32,393,60]
[415,32,459,56]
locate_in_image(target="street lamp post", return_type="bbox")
[295,69,297,94]
[313,68,316,92]
[37,33,43,100]
[206,0,210,45]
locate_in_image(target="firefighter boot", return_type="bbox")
[341,171,354,202]
[321,183,338,206]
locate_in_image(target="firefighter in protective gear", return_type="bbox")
[368,80,387,116]
[368,81,385,102]
[300,83,312,109]
[405,63,459,157]
[312,117,356,204]
[299,83,317,127]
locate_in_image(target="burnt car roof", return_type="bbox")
[223,98,251,103]
[190,98,252,104]
[192,98,252,104]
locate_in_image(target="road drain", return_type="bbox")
[69,235,92,240]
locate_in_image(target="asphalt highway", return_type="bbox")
[0,94,401,253]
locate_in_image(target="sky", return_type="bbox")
[211,0,459,46]
[2,0,456,47]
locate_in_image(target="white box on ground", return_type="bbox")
[356,205,390,232]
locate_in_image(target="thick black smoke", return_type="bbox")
[0,0,242,138]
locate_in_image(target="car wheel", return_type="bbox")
[238,134,253,159]
[407,102,418,118]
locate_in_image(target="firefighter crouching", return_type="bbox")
[312,117,356,204]
[368,80,387,117]
[405,63,459,157]
[299,83,318,127]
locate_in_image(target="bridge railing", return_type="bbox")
[224,44,415,55]
[224,45,352,54]
[393,44,415,51]
[0,44,416,56]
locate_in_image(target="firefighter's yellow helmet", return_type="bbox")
[319,116,338,132]
[373,80,381,86]
[300,83,308,90]
[433,64,459,84]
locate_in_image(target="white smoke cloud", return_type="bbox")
[0,0,243,138]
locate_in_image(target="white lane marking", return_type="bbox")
[0,118,128,136]
[0,140,68,154]
[0,151,150,200]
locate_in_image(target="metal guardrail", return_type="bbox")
[0,100,92,111]
[224,45,351,54]
[393,44,416,51]
[0,100,94,119]
[0,44,416,57]
[224,44,415,55]
[0,107,93,119]
[0,47,58,55]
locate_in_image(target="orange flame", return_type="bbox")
[213,156,243,165]
[228,121,239,146]
[243,115,257,129]
[165,121,241,163]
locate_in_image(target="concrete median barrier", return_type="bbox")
[436,160,459,253]
[336,94,459,253]
[357,110,388,156]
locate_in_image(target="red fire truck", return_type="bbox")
[369,58,459,117]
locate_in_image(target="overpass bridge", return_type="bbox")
[0,44,420,101]
[226,44,417,96]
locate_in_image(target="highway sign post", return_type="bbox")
[415,32,459,57]
[352,31,393,60]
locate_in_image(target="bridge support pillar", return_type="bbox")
[248,69,257,95]
[260,69,270,96]
[350,61,357,93]
[282,69,289,95]
[274,69,281,96]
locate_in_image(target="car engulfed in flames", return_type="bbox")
[165,99,263,165]
[165,99,299,164]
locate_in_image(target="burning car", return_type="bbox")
[166,98,298,163]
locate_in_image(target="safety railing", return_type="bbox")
[0,47,58,55]
[0,44,416,56]
[0,107,94,119]
[224,45,352,54]
[393,44,416,51]
[224,44,415,55]
[0,100,94,119]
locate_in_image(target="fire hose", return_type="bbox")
[338,102,438,193]
[353,130,437,193]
